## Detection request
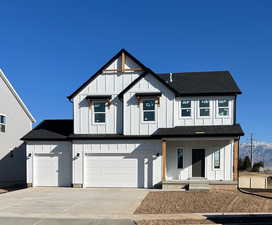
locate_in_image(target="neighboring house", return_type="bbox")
[0,69,35,184]
[22,49,244,189]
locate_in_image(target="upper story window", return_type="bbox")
[93,101,106,123]
[177,148,184,169]
[199,99,210,117]
[214,150,220,169]
[218,99,229,117]
[143,99,155,122]
[181,100,191,117]
[0,115,6,132]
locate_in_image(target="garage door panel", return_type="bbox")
[33,143,72,187]
[84,155,138,187]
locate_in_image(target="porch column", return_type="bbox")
[233,139,239,181]
[162,139,167,181]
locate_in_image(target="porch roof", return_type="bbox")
[154,124,244,138]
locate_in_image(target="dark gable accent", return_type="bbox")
[67,49,150,101]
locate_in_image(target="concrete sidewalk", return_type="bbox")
[0,217,134,225]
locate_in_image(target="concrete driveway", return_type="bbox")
[0,187,148,219]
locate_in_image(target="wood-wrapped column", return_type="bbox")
[162,139,167,181]
[233,139,239,181]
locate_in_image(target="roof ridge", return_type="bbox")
[157,70,230,75]
[0,69,36,122]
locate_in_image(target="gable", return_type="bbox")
[68,49,149,100]
[117,70,179,99]
[0,69,35,123]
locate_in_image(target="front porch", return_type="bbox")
[161,138,239,190]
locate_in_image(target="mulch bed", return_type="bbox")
[134,190,272,214]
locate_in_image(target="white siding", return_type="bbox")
[26,141,72,186]
[72,140,162,188]
[73,55,142,134]
[124,73,175,135]
[0,73,33,182]
[174,96,234,126]
[166,140,233,181]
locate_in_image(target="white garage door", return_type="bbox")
[33,143,72,187]
[84,154,138,187]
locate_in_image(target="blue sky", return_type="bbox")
[1,1,271,143]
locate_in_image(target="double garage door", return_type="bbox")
[84,154,138,187]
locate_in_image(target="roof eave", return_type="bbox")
[0,69,36,123]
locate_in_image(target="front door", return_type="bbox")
[192,149,205,177]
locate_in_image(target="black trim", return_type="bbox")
[135,92,162,98]
[67,49,150,101]
[22,120,244,141]
[86,95,112,100]
[234,95,237,124]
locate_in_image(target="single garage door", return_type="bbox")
[33,143,72,187]
[84,154,138,187]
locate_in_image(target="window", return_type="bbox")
[93,101,106,123]
[218,99,229,117]
[214,150,220,169]
[199,99,210,117]
[143,99,155,122]
[177,148,183,169]
[0,115,6,132]
[181,100,191,117]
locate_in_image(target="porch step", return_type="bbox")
[189,183,210,192]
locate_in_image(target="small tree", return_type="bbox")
[242,156,252,171]
[238,157,244,171]
[252,161,264,172]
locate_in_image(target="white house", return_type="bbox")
[22,49,243,189]
[0,69,35,184]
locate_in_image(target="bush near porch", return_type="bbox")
[134,190,272,214]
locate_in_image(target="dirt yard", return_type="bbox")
[134,190,272,214]
[136,220,215,225]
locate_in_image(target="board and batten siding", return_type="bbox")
[72,55,142,134]
[166,140,233,180]
[72,140,162,188]
[174,96,235,126]
[26,141,72,186]
[123,73,175,135]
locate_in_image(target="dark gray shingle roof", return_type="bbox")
[22,120,243,141]
[154,124,244,137]
[21,120,73,141]
[157,71,241,95]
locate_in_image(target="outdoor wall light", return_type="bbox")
[76,153,80,157]
[28,153,32,157]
